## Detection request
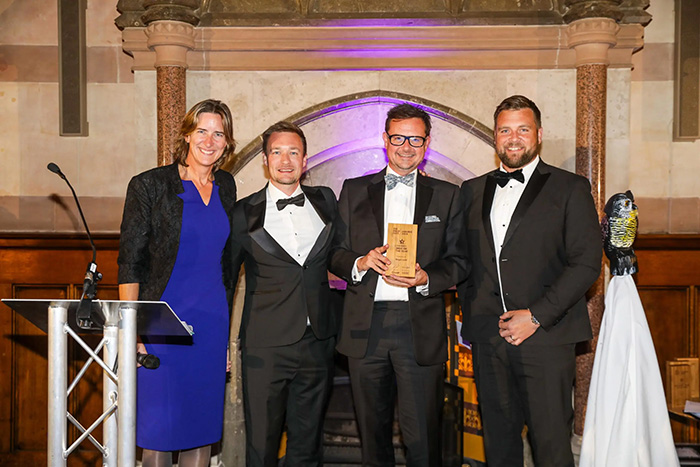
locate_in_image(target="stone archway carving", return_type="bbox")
[223,90,496,199]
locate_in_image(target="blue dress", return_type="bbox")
[137,181,231,451]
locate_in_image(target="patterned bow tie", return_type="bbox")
[385,173,415,190]
[276,193,305,210]
[492,169,525,187]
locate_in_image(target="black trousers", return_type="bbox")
[472,340,576,467]
[348,301,444,467]
[242,327,335,467]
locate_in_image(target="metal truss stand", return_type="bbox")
[2,299,192,467]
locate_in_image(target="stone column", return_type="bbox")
[566,3,621,436]
[142,1,198,166]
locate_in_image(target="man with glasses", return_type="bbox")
[330,103,469,466]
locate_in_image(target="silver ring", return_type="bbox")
[509,336,515,342]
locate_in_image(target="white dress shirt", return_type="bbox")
[352,167,428,301]
[264,183,325,266]
[490,156,540,311]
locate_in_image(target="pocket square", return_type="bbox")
[425,215,441,223]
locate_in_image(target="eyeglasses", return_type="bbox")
[387,134,427,148]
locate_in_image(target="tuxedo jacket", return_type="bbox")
[458,160,602,346]
[329,169,469,366]
[231,184,339,348]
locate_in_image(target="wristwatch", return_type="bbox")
[530,311,540,326]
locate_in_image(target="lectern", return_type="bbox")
[1,299,193,467]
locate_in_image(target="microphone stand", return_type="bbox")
[47,162,103,330]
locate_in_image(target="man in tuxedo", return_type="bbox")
[230,121,339,467]
[458,95,602,467]
[329,103,469,466]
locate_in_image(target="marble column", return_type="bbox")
[145,20,195,166]
[567,16,620,436]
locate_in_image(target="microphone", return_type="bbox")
[47,162,66,180]
[47,162,103,329]
[137,353,160,370]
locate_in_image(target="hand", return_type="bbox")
[498,309,539,346]
[382,263,428,289]
[226,347,231,373]
[356,245,391,275]
[136,342,147,368]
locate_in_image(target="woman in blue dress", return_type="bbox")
[118,99,237,467]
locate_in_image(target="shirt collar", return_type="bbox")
[499,155,540,184]
[267,182,303,202]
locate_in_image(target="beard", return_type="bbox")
[497,144,538,170]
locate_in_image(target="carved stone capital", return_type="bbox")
[142,0,200,27]
[564,0,624,23]
[145,20,196,67]
[567,18,620,66]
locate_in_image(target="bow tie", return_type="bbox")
[385,173,415,190]
[276,193,305,210]
[492,169,525,187]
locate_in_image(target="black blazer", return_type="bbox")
[118,163,238,303]
[231,184,339,348]
[458,160,602,346]
[329,169,469,366]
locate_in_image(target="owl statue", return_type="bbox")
[601,190,638,276]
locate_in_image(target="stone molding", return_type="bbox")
[145,20,196,67]
[115,0,651,28]
[567,17,621,66]
[563,0,624,23]
[122,23,644,71]
[141,0,199,27]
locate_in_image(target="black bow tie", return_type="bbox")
[276,193,305,210]
[492,169,525,187]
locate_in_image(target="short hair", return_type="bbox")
[262,121,307,156]
[384,103,432,136]
[172,99,236,172]
[493,95,542,129]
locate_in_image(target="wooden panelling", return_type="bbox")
[635,235,700,443]
[638,286,692,375]
[13,285,68,452]
[0,234,119,466]
[2,233,700,457]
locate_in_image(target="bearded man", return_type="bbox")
[458,95,602,467]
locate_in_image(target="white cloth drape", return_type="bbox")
[580,274,679,467]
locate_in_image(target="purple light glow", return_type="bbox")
[315,19,457,28]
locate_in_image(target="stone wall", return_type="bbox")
[0,0,696,234]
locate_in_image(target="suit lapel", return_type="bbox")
[502,162,550,246]
[245,186,296,263]
[413,174,433,226]
[303,185,331,224]
[303,185,333,262]
[368,170,387,239]
[482,173,497,254]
